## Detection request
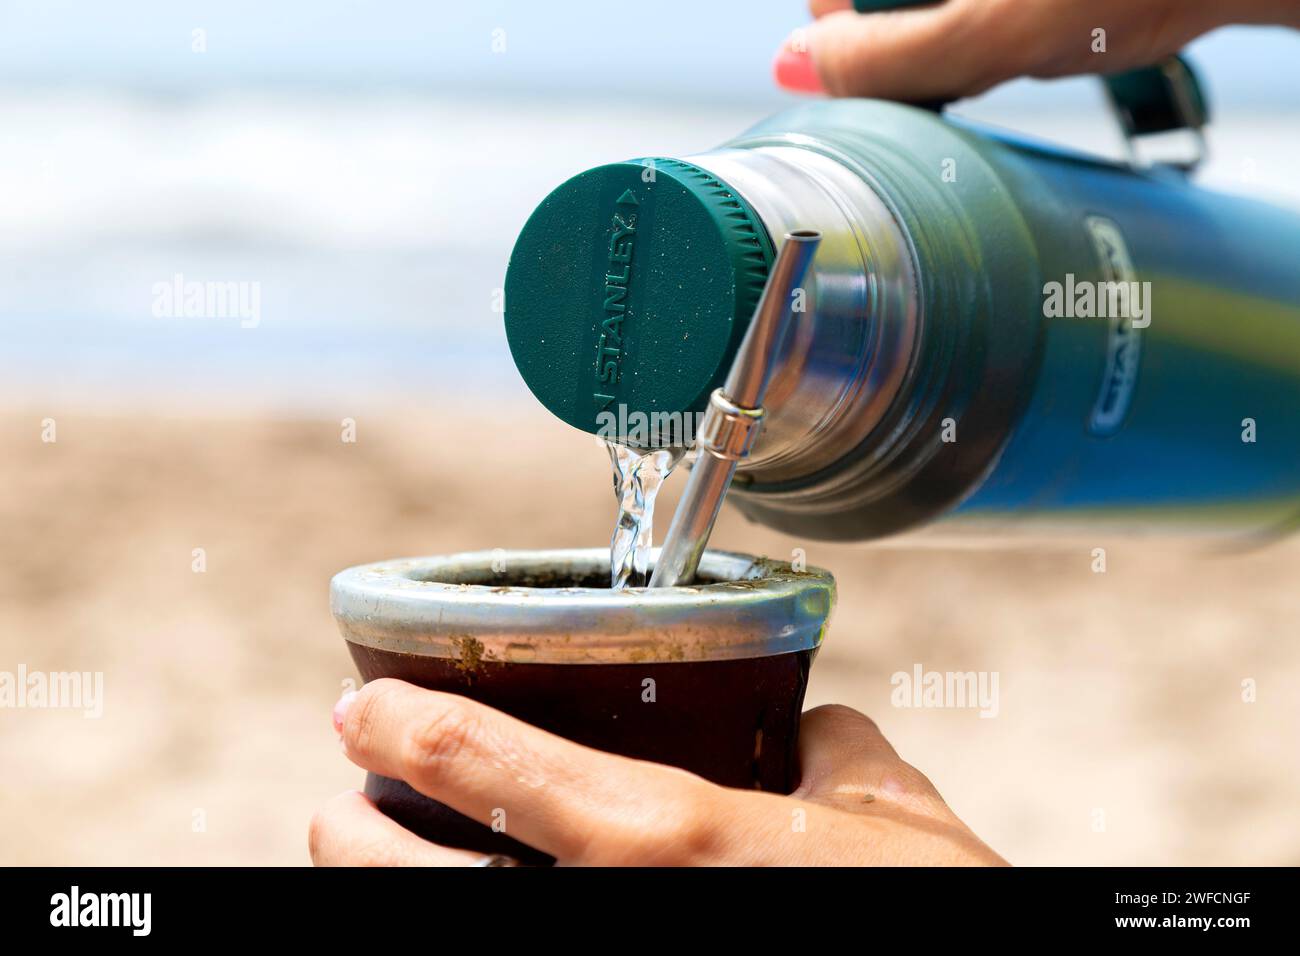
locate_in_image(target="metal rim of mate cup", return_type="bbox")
[330,548,836,665]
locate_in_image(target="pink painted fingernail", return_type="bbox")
[333,690,358,735]
[773,33,824,94]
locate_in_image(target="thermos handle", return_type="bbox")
[1100,55,1209,170]
[849,0,1209,169]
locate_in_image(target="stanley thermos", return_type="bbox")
[504,86,1300,541]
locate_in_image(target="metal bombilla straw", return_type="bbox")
[649,230,821,589]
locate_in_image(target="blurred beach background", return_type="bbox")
[1,1,1298,865]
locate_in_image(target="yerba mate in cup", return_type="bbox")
[330,548,835,865]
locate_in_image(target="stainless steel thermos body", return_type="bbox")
[692,101,1300,541]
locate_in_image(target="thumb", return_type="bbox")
[795,704,950,817]
[776,5,1009,102]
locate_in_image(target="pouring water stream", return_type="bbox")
[606,441,685,590]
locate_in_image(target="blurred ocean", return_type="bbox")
[1,89,1297,413]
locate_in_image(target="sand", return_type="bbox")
[1,404,1297,865]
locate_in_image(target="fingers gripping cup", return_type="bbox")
[330,549,835,865]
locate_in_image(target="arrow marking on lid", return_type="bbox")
[616,189,639,206]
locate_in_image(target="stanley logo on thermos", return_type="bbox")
[593,188,638,411]
[1084,216,1144,437]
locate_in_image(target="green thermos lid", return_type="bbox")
[504,158,773,438]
